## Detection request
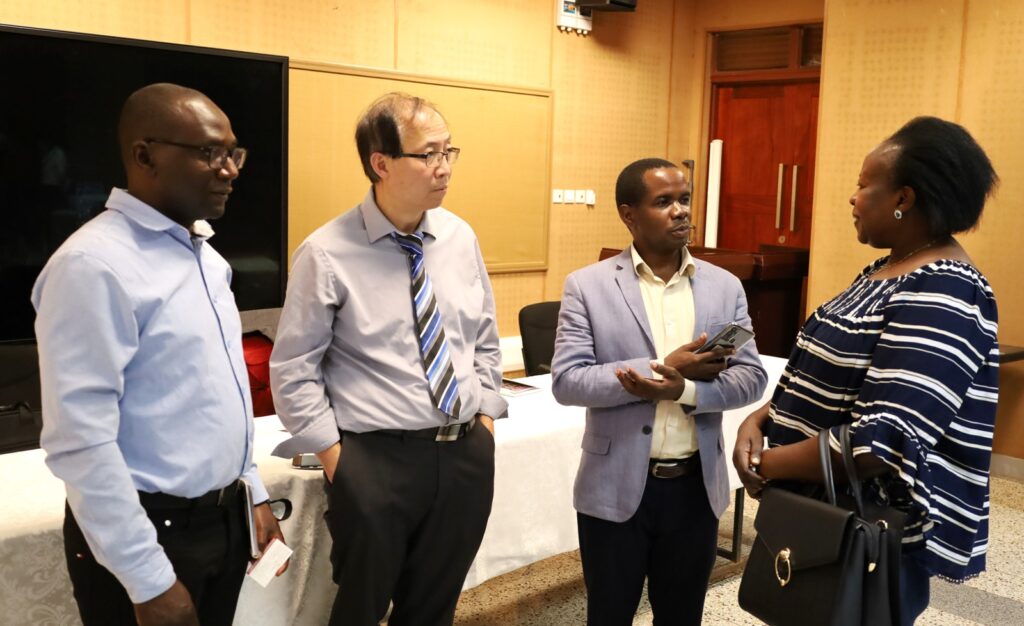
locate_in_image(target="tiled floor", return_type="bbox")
[454,477,1024,625]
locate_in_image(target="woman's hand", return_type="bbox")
[733,403,770,498]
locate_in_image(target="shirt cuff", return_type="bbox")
[478,388,510,420]
[675,378,697,409]
[241,465,270,505]
[121,552,177,604]
[271,415,340,459]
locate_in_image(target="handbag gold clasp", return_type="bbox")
[774,548,792,587]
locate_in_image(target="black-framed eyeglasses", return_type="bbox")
[145,138,248,170]
[395,147,460,168]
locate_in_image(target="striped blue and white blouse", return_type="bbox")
[765,258,999,582]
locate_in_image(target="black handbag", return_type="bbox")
[737,424,905,626]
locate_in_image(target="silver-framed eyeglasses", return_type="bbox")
[145,138,248,170]
[396,147,460,168]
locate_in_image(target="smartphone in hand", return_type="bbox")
[695,323,755,354]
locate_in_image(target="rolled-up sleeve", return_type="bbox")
[269,242,343,457]
[33,252,175,604]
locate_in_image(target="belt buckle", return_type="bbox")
[651,462,682,479]
[434,417,475,442]
[435,422,461,442]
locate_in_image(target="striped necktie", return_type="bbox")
[391,232,463,420]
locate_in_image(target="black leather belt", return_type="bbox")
[138,480,241,510]
[370,416,477,443]
[649,454,701,479]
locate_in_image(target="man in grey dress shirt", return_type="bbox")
[270,92,507,626]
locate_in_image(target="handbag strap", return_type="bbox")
[817,429,838,506]
[838,423,867,518]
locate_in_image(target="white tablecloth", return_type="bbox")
[0,356,787,625]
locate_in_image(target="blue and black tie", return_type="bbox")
[391,232,463,420]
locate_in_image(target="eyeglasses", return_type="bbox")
[396,147,460,168]
[144,138,248,170]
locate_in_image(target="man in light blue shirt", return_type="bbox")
[32,83,284,626]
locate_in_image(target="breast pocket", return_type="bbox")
[445,269,485,343]
[704,317,729,337]
[211,286,243,348]
[200,253,243,346]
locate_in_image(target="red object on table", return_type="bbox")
[242,331,275,417]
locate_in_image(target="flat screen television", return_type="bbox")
[0,24,288,452]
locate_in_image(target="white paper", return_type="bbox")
[246,538,293,588]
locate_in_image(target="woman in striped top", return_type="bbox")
[733,116,999,625]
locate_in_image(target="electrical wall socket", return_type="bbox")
[554,187,596,205]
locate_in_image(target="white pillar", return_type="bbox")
[704,139,723,248]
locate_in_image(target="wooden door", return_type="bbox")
[711,81,819,251]
[780,82,818,248]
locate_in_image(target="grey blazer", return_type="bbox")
[551,249,767,522]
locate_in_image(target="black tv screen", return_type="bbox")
[0,24,288,344]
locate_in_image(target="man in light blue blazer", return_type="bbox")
[552,158,767,625]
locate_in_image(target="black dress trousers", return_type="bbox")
[324,422,495,626]
[576,468,719,626]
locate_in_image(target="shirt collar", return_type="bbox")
[105,188,215,242]
[629,244,696,280]
[359,188,436,243]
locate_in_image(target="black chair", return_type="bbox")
[518,301,561,376]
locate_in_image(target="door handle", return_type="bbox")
[789,165,799,232]
[775,163,784,229]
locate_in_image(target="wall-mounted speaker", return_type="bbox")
[576,0,637,11]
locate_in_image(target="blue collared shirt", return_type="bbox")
[269,189,507,457]
[31,188,267,603]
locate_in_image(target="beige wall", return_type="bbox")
[0,0,693,337]
[4,0,1019,351]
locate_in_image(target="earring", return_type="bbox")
[894,209,903,220]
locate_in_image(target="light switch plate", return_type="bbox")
[574,189,586,204]
[585,189,596,205]
[552,189,564,203]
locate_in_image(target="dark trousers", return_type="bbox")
[63,488,249,626]
[899,555,931,625]
[577,469,719,626]
[325,422,495,626]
